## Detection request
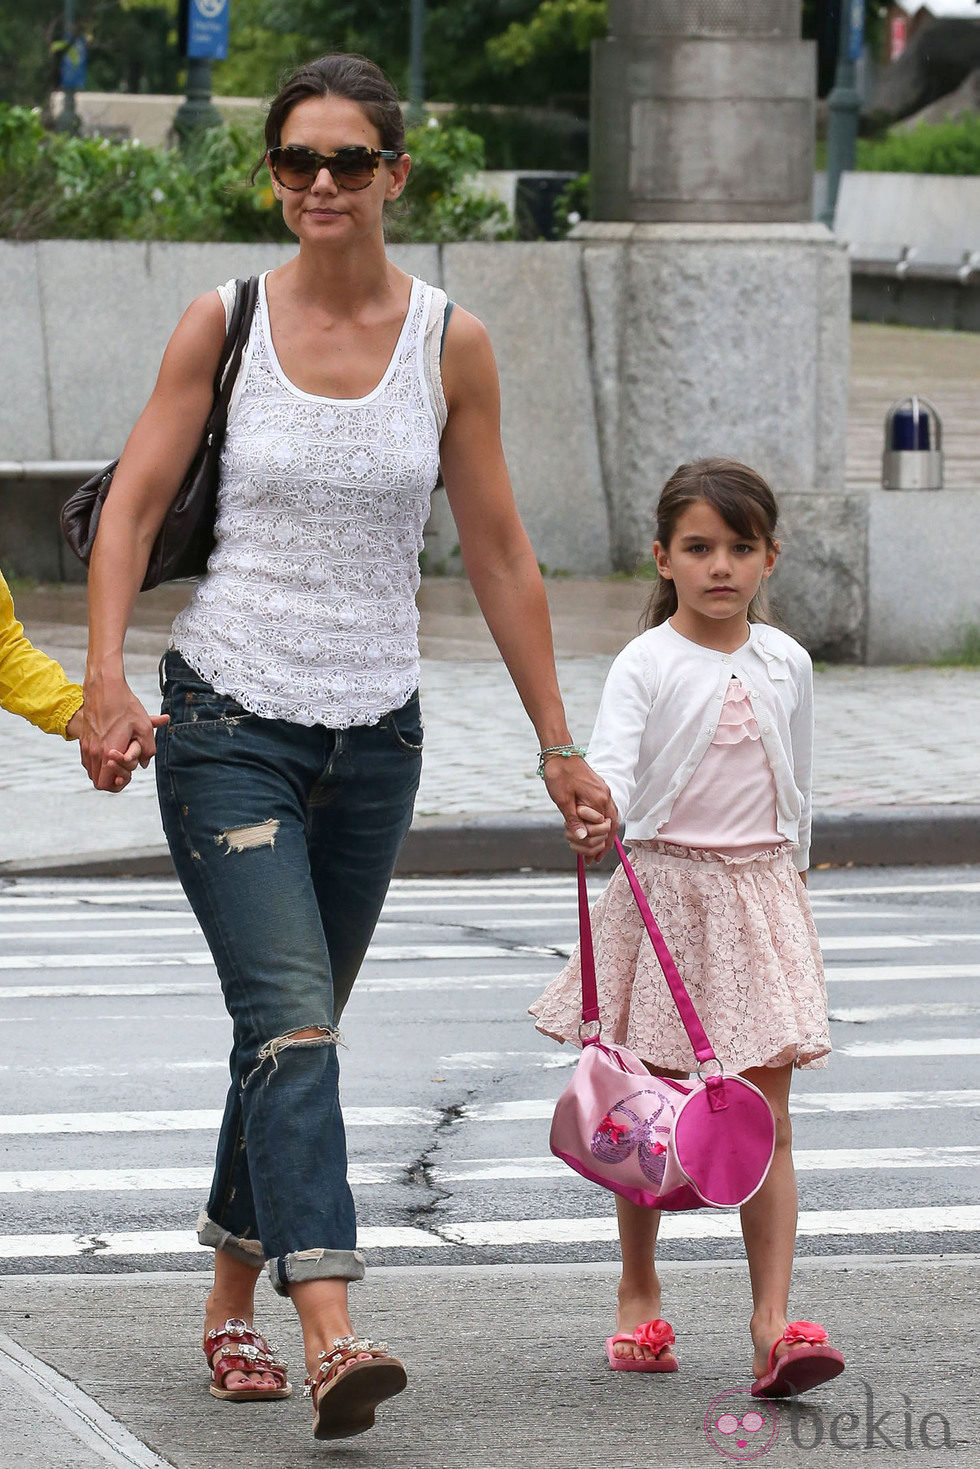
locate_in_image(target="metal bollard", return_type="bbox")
[882,395,943,491]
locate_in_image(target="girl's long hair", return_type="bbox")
[642,458,780,630]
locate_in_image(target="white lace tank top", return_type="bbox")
[172,272,447,728]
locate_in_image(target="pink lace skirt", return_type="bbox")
[529,842,830,1073]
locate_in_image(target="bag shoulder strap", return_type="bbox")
[577,839,717,1065]
[440,299,455,360]
[211,275,259,407]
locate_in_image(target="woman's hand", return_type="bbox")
[542,757,617,861]
[78,675,169,792]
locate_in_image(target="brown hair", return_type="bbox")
[641,457,780,629]
[251,53,405,181]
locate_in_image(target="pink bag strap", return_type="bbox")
[577,839,717,1066]
[577,852,601,1027]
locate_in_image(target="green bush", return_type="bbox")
[857,113,980,176]
[0,106,272,242]
[391,118,513,242]
[552,172,590,236]
[935,624,980,667]
[0,105,511,244]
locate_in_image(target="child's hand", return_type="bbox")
[564,803,615,862]
[78,674,169,792]
[100,713,170,792]
[542,754,618,861]
[65,707,84,742]
[542,756,617,861]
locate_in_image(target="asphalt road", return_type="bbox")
[1,864,978,1274]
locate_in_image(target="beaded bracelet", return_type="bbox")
[536,743,588,779]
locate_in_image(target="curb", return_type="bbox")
[810,806,980,869]
[1,807,979,880]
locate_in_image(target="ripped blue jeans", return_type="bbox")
[155,651,422,1294]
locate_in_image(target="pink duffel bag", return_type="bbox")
[550,840,776,1211]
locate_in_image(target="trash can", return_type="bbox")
[514,173,577,240]
[882,396,943,491]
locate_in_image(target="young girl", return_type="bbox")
[0,570,157,787]
[0,569,84,743]
[530,458,844,1399]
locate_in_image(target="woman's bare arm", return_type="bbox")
[79,291,227,790]
[439,308,615,855]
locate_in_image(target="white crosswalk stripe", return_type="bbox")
[1,1146,976,1194]
[1,964,977,1001]
[0,1207,976,1261]
[0,871,977,1269]
[0,943,556,970]
[438,1207,980,1249]
[0,1089,978,1135]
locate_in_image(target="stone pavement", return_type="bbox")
[0,577,978,874]
[0,580,977,1468]
[0,1258,975,1468]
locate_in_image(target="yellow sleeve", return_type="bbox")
[0,574,84,738]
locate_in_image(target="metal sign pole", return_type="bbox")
[407,0,426,125]
[821,0,864,228]
[54,0,82,134]
[174,0,228,146]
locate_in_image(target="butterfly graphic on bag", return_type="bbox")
[591,1090,680,1187]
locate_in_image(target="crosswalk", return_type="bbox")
[0,870,978,1268]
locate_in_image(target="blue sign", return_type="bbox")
[847,0,865,62]
[186,0,230,61]
[60,36,87,91]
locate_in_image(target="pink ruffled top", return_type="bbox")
[657,678,786,856]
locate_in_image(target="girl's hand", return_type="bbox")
[562,804,615,860]
[541,754,617,860]
[101,717,170,791]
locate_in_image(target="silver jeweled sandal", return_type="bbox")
[305,1334,407,1439]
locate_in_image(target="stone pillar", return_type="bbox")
[591,0,816,223]
[577,0,862,660]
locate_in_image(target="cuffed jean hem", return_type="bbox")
[197,1209,266,1269]
[268,1247,367,1297]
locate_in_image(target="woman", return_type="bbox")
[79,53,613,1441]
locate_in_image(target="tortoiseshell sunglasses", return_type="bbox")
[267,144,402,192]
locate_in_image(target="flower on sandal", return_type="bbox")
[782,1321,829,1348]
[633,1319,674,1354]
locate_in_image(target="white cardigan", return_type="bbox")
[588,621,814,870]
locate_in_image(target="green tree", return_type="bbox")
[485,0,603,106]
[0,0,62,106]
[0,0,179,108]
[217,0,316,99]
[235,1,588,107]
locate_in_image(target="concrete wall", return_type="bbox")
[0,239,611,582]
[834,172,980,331]
[867,489,980,662]
[834,171,980,257]
[50,91,265,148]
[0,234,867,656]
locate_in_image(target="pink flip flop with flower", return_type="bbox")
[751,1320,844,1398]
[605,1317,679,1373]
